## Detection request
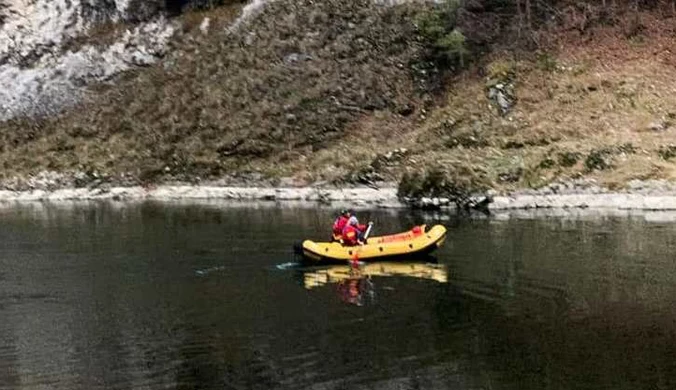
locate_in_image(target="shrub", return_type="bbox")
[536,51,558,72]
[538,158,556,169]
[658,145,676,160]
[486,59,516,82]
[397,165,488,208]
[416,0,470,69]
[585,144,635,171]
[558,151,581,167]
[436,29,469,67]
[585,148,615,171]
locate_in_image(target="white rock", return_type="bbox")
[0,0,176,120]
[199,17,210,34]
[228,0,275,32]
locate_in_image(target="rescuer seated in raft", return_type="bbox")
[331,209,351,242]
[341,216,368,246]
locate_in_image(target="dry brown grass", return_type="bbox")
[187,27,676,191]
[0,0,433,186]
[285,18,676,191]
[4,1,676,191]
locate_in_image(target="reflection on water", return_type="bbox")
[302,261,449,289]
[336,269,375,306]
[4,201,676,389]
[301,261,448,306]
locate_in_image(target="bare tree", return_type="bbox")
[515,0,523,39]
[525,0,532,28]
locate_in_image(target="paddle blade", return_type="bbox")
[364,222,374,240]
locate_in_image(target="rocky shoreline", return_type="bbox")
[4,180,676,212]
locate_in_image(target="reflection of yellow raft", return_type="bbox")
[299,224,447,263]
[302,262,448,290]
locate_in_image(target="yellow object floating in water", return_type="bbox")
[299,224,447,263]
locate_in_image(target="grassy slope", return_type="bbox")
[2,3,676,191]
[0,0,429,187]
[413,11,676,191]
[297,10,676,192]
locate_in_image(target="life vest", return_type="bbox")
[332,215,349,237]
[342,224,361,246]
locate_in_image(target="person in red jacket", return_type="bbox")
[332,209,351,241]
[342,216,368,246]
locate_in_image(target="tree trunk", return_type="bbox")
[525,0,532,28]
[516,0,523,39]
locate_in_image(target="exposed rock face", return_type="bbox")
[0,0,139,66]
[0,20,176,120]
[0,0,438,186]
[227,0,272,31]
[0,0,417,121]
[0,0,174,121]
[123,0,165,21]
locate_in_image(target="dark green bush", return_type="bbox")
[397,165,488,208]
[558,151,581,167]
[658,145,676,160]
[585,148,615,171]
[584,144,635,171]
[538,158,556,169]
[416,1,469,69]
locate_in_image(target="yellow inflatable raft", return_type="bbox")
[298,224,447,263]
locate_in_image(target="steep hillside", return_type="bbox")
[399,7,676,194]
[3,0,676,195]
[0,0,435,188]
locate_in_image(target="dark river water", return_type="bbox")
[1,202,676,389]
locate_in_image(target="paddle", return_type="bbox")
[363,221,374,241]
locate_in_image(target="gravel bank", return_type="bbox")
[3,180,676,212]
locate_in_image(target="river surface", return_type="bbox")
[1,202,676,389]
